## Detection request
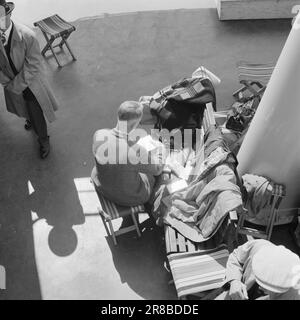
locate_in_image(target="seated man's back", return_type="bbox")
[91,101,164,206]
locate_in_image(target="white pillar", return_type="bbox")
[237,13,300,209]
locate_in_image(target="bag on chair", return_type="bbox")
[150,77,217,131]
[225,96,260,132]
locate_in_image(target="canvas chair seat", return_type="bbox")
[167,245,229,299]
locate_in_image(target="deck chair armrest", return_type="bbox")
[98,207,111,221]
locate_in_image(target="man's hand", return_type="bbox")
[0,71,11,87]
[229,280,249,300]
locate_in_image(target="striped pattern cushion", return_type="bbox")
[237,61,274,86]
[150,77,214,113]
[34,14,76,39]
[168,246,229,298]
[98,192,144,220]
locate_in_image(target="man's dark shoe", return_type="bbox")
[39,137,50,159]
[24,120,32,130]
[40,144,50,159]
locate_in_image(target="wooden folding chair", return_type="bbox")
[233,61,275,102]
[93,183,145,246]
[34,14,76,67]
[237,182,286,241]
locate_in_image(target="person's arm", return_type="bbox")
[226,242,250,282]
[93,130,165,175]
[225,241,257,300]
[128,143,165,176]
[5,31,42,94]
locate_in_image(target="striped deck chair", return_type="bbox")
[93,184,145,245]
[167,245,229,299]
[164,103,239,256]
[233,61,275,102]
[34,14,76,67]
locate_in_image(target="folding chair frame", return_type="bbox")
[40,30,76,68]
[34,15,77,68]
[99,207,142,246]
[236,183,286,241]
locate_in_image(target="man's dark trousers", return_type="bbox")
[24,89,49,146]
[25,97,48,144]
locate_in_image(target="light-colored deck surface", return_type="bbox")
[0,8,297,300]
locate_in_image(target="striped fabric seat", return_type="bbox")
[168,246,229,299]
[34,14,75,39]
[98,192,145,221]
[237,61,274,86]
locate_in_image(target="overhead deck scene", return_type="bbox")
[0,0,300,300]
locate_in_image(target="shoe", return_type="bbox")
[24,120,32,130]
[39,137,50,159]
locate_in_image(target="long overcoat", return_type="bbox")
[0,21,58,122]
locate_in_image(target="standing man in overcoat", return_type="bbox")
[0,1,59,158]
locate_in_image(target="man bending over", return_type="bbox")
[216,239,300,300]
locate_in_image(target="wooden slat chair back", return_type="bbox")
[233,61,275,101]
[34,14,77,67]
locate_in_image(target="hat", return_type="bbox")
[252,245,300,293]
[0,0,14,17]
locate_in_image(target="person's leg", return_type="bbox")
[26,97,50,158]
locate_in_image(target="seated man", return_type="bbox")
[216,239,300,300]
[91,100,165,207]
